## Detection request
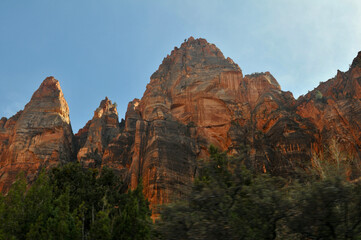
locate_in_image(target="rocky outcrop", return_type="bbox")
[1,38,361,215]
[122,39,361,211]
[297,51,361,164]
[0,77,74,192]
[122,37,318,211]
[76,97,120,167]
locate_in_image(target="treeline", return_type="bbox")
[2,147,361,239]
[0,164,152,240]
[157,146,361,239]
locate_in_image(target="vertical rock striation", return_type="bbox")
[76,97,120,167]
[120,37,318,210]
[0,77,74,192]
[1,38,361,214]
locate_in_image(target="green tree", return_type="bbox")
[112,182,153,240]
[89,210,112,240]
[0,174,27,240]
[0,163,154,239]
[45,189,81,240]
[157,146,290,240]
[287,175,361,239]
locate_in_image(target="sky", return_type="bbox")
[1,0,361,132]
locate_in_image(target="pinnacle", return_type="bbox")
[31,76,63,100]
[99,97,112,108]
[151,37,240,79]
[351,51,361,68]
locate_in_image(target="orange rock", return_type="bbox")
[0,77,74,192]
[76,97,120,167]
[2,39,361,217]
[124,38,316,213]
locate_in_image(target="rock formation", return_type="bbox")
[0,77,74,192]
[1,38,361,214]
[76,97,120,167]
[297,51,361,171]
[122,37,318,210]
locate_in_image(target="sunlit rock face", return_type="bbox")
[297,51,361,167]
[76,97,120,167]
[120,37,317,210]
[0,77,74,192]
[1,38,361,215]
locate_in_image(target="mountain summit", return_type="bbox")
[1,38,361,215]
[0,77,74,192]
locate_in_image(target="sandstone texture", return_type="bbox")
[122,38,318,210]
[0,77,74,192]
[297,51,361,166]
[1,38,361,214]
[76,97,120,167]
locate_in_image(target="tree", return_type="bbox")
[0,163,154,239]
[287,173,361,239]
[157,146,290,240]
[112,181,153,240]
[0,173,27,240]
[89,210,111,240]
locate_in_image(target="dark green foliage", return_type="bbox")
[4,148,361,239]
[157,146,290,239]
[0,163,153,240]
[288,177,361,239]
[112,182,152,240]
[0,174,27,240]
[157,146,361,240]
[89,211,111,240]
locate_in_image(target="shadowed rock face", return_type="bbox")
[122,37,318,210]
[0,77,74,192]
[1,38,361,214]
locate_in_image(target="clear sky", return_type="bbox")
[1,0,361,132]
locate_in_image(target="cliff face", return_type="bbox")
[297,51,361,163]
[76,97,120,167]
[1,38,361,213]
[121,38,319,209]
[0,77,74,192]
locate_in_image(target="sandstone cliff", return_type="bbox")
[1,38,361,215]
[121,37,319,210]
[76,97,120,167]
[0,77,74,192]
[297,51,361,174]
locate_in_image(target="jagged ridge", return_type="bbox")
[1,38,361,217]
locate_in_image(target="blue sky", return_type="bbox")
[1,0,361,132]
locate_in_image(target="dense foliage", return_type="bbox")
[156,146,361,240]
[2,147,361,239]
[0,163,152,240]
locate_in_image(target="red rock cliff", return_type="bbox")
[2,39,361,215]
[118,37,318,212]
[0,77,74,192]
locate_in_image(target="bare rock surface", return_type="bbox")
[0,77,74,192]
[2,39,361,215]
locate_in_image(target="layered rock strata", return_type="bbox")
[1,38,361,214]
[0,77,74,192]
[122,38,318,210]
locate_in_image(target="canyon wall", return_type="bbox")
[1,38,361,213]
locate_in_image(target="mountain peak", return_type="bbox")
[151,37,240,80]
[179,36,209,48]
[94,97,118,118]
[351,51,361,68]
[31,76,63,100]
